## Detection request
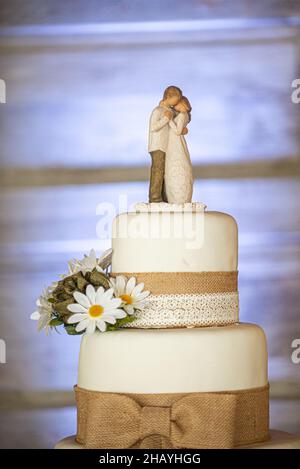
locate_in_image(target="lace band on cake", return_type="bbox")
[122,292,239,328]
[110,271,238,295]
[110,271,239,327]
[134,202,206,212]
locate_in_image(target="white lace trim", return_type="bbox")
[122,292,239,328]
[134,202,206,212]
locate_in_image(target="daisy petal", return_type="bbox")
[75,319,89,332]
[125,304,135,315]
[88,249,97,262]
[131,282,145,297]
[126,277,136,295]
[86,321,96,334]
[135,290,150,301]
[97,320,107,332]
[116,275,126,295]
[102,297,122,309]
[30,311,41,320]
[67,303,87,313]
[114,309,127,319]
[86,284,96,304]
[73,291,91,308]
[102,315,116,325]
[133,300,146,309]
[101,288,115,301]
[38,317,50,332]
[95,286,105,303]
[68,313,88,324]
[105,308,127,318]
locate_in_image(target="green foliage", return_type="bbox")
[64,324,85,336]
[49,318,64,327]
[106,314,136,331]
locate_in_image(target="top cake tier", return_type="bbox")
[111,208,238,328]
[112,209,238,272]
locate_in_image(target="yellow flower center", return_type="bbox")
[89,304,104,318]
[120,294,133,305]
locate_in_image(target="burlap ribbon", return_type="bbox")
[110,271,238,295]
[75,385,269,449]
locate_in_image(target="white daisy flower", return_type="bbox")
[30,283,56,332]
[110,275,150,315]
[67,284,125,334]
[66,248,112,276]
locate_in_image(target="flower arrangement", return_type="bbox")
[30,249,150,335]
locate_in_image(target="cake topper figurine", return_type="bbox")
[148,85,194,204]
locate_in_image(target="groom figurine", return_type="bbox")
[148,85,186,203]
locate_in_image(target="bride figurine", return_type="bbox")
[164,96,194,204]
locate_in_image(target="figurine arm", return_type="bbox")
[150,109,170,132]
[169,114,185,135]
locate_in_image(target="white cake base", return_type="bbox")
[55,430,300,449]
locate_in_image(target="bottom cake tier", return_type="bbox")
[74,323,270,448]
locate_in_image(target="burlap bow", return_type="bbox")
[75,386,269,449]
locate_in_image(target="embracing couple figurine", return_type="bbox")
[148,85,193,204]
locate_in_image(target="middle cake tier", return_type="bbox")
[78,323,267,394]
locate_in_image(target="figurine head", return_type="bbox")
[162,85,182,106]
[175,96,192,122]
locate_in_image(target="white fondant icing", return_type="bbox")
[112,211,238,272]
[77,323,268,394]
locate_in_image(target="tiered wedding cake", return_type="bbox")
[75,203,269,449]
[33,86,299,449]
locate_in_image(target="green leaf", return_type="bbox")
[49,318,64,327]
[64,324,84,336]
[118,315,136,326]
[106,313,136,331]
